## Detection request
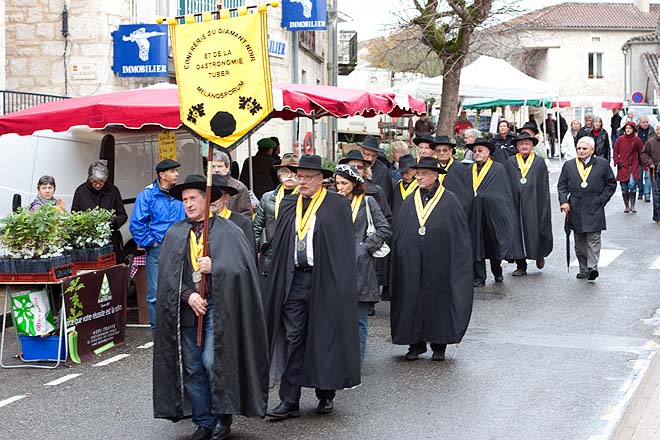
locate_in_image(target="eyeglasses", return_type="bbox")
[576,147,590,151]
[297,173,322,181]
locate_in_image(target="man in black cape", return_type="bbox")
[360,135,394,207]
[431,135,473,217]
[392,154,417,216]
[264,154,360,419]
[211,174,257,258]
[153,175,269,440]
[466,138,514,287]
[390,157,473,361]
[505,132,553,276]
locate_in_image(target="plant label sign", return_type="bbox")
[63,265,127,362]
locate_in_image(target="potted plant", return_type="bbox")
[65,207,114,262]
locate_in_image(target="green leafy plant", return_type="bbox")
[65,208,114,249]
[65,277,85,320]
[0,206,68,258]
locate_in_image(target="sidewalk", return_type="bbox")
[614,352,660,439]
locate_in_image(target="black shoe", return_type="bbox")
[431,349,446,361]
[190,426,213,440]
[494,276,504,282]
[576,272,588,279]
[316,398,334,414]
[405,344,427,361]
[266,401,300,419]
[211,423,231,440]
[368,304,375,316]
[638,193,643,200]
[645,195,651,202]
[587,269,599,281]
[473,279,485,288]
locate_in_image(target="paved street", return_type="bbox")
[1,160,660,440]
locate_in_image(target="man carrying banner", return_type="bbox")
[263,154,360,419]
[153,175,269,440]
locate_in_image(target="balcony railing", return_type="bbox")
[338,31,358,75]
[1,90,69,115]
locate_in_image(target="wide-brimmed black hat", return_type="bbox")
[520,122,539,135]
[289,154,334,178]
[410,156,447,173]
[465,138,496,153]
[170,174,224,202]
[398,154,416,173]
[156,159,181,173]
[211,174,239,196]
[412,134,435,146]
[339,149,371,166]
[359,135,382,152]
[512,131,539,146]
[431,135,457,149]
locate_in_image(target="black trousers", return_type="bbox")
[279,269,336,404]
[473,259,502,282]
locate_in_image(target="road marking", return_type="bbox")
[137,342,154,349]
[92,354,130,367]
[0,395,26,408]
[570,249,624,268]
[44,374,81,386]
[649,255,660,269]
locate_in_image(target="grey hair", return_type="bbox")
[212,149,231,167]
[390,141,409,154]
[584,113,594,120]
[576,136,595,149]
[592,116,603,127]
[464,128,480,139]
[639,115,649,122]
[37,175,56,189]
[87,161,109,182]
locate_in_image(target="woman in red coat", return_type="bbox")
[613,121,644,213]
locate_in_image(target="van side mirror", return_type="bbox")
[12,194,22,212]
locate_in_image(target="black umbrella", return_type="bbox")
[564,212,571,273]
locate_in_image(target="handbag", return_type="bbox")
[364,196,390,258]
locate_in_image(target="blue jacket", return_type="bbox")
[129,181,186,248]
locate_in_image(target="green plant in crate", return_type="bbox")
[65,208,114,249]
[0,206,68,258]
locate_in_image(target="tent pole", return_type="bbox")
[248,137,254,192]
[555,97,561,156]
[542,100,548,157]
[312,113,316,155]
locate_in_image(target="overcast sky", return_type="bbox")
[337,0,659,41]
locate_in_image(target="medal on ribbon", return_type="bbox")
[413,186,445,236]
[516,152,535,185]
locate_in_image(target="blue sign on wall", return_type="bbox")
[112,24,169,77]
[281,0,327,31]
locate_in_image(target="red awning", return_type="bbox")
[550,100,572,108]
[602,101,623,109]
[0,83,426,136]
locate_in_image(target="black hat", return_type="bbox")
[339,149,371,165]
[289,154,334,178]
[211,174,239,196]
[520,122,539,135]
[398,154,416,173]
[334,164,365,184]
[431,135,457,149]
[156,159,181,173]
[170,174,224,202]
[359,135,382,152]
[465,138,495,153]
[410,156,447,173]
[412,134,435,146]
[512,132,539,146]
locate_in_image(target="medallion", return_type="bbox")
[580,181,588,189]
[192,271,202,283]
[418,226,426,236]
[296,240,306,252]
[520,177,527,184]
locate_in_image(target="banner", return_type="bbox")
[169,7,273,147]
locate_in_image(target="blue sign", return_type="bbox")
[269,37,287,58]
[112,24,169,77]
[281,0,327,31]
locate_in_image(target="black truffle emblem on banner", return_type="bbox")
[210,111,237,138]
[239,96,263,116]
[187,103,206,124]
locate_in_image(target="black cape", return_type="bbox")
[153,217,269,419]
[371,159,394,208]
[505,154,554,260]
[264,191,361,390]
[390,187,473,345]
[227,211,257,258]
[392,179,416,217]
[557,156,617,233]
[440,160,473,218]
[468,160,514,261]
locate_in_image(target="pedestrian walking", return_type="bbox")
[613,121,644,213]
[153,174,269,440]
[557,137,617,281]
[611,108,622,146]
[492,120,516,164]
[432,135,473,217]
[561,120,581,159]
[334,164,391,366]
[574,113,594,146]
[359,135,394,210]
[129,159,186,332]
[636,116,655,202]
[466,138,514,287]
[264,154,360,419]
[505,133,553,276]
[588,116,611,162]
[641,131,660,224]
[389,156,473,361]
[392,154,417,216]
[239,137,278,199]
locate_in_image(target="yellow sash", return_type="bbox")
[576,158,593,186]
[413,186,445,228]
[275,185,299,220]
[399,179,418,200]
[515,153,535,180]
[296,187,327,240]
[219,206,231,219]
[472,158,493,194]
[350,193,364,223]
[188,212,213,272]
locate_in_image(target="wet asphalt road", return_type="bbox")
[1,160,660,440]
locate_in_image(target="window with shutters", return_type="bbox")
[588,52,603,79]
[178,0,245,15]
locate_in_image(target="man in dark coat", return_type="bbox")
[360,135,394,207]
[558,136,617,281]
[239,137,278,199]
[71,161,127,264]
[390,157,473,362]
[392,154,417,216]
[264,154,360,419]
[432,135,473,218]
[466,138,514,287]
[212,174,257,258]
[153,175,269,440]
[505,133,553,276]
